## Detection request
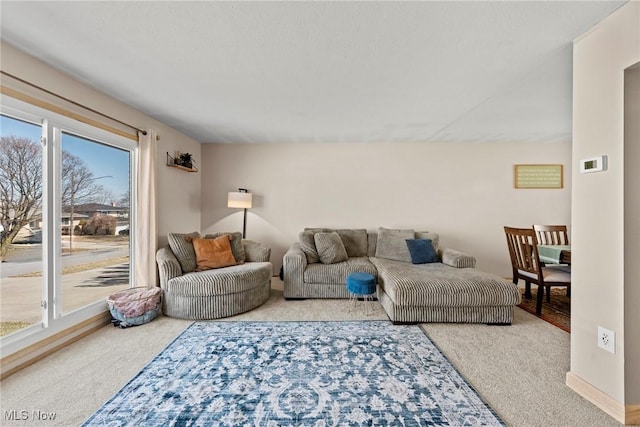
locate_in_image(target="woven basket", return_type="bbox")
[107,286,162,326]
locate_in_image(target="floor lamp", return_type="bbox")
[227,188,253,238]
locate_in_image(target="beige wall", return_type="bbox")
[624,66,640,403]
[0,42,202,247]
[201,141,571,276]
[571,0,640,412]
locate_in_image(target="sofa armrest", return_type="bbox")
[156,246,183,288]
[283,243,308,298]
[242,240,271,263]
[440,248,476,268]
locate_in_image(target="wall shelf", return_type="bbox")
[166,152,198,172]
[167,163,198,172]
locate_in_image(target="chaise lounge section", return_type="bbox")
[371,257,519,324]
[283,227,521,324]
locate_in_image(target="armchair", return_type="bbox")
[156,232,272,319]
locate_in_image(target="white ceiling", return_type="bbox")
[0,1,626,144]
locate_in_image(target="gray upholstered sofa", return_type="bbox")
[283,227,521,324]
[156,231,272,320]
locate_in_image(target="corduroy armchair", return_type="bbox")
[156,232,272,319]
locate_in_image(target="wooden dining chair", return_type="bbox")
[533,224,571,297]
[504,226,571,315]
[533,224,569,245]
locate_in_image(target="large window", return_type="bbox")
[0,97,136,346]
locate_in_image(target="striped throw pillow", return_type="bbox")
[314,232,348,264]
[167,231,201,273]
[299,231,320,263]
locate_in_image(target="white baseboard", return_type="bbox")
[566,371,640,425]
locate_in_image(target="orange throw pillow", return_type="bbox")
[192,235,237,271]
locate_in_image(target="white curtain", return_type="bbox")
[135,129,158,287]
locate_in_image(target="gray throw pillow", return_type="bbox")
[335,229,368,257]
[375,227,415,262]
[205,232,246,263]
[314,232,348,264]
[304,227,333,233]
[167,231,201,273]
[299,231,320,264]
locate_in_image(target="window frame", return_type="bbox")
[0,95,137,355]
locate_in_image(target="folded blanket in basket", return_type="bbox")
[108,288,162,318]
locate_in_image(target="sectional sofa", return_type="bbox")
[283,227,521,324]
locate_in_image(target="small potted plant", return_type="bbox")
[179,153,193,169]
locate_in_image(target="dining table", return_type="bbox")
[537,244,571,265]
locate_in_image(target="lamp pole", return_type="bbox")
[239,188,248,239]
[68,174,112,252]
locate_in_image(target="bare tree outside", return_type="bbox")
[0,136,43,261]
[61,150,106,208]
[60,150,107,251]
[0,135,105,260]
[118,188,130,208]
[93,189,117,206]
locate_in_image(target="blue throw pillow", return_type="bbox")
[405,239,439,264]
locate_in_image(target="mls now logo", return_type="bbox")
[4,410,28,420]
[4,409,57,421]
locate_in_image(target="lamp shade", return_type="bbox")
[227,191,252,209]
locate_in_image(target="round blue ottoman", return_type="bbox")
[346,272,377,315]
[346,272,377,295]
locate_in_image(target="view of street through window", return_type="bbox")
[0,113,132,337]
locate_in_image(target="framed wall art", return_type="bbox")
[514,164,563,189]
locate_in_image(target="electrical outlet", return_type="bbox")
[597,326,615,354]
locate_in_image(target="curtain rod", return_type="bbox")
[1,69,147,136]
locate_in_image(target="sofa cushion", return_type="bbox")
[441,248,476,268]
[367,232,378,257]
[303,257,377,285]
[166,262,272,297]
[205,231,246,263]
[314,232,348,264]
[167,231,201,273]
[302,228,368,259]
[335,229,368,257]
[406,239,439,264]
[242,240,272,263]
[304,227,333,233]
[299,231,320,264]
[375,227,414,262]
[192,235,238,271]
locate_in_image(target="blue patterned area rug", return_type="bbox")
[83,321,504,426]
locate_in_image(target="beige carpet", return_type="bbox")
[0,279,621,426]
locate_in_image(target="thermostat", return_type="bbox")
[580,155,607,174]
